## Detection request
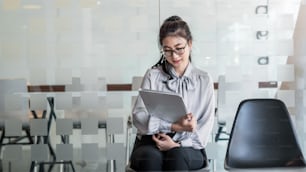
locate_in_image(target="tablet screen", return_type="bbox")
[139,89,187,122]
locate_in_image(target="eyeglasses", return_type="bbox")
[161,43,187,57]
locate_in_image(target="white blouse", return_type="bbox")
[132,62,215,149]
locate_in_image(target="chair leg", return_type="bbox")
[25,129,34,144]
[0,130,5,153]
[0,159,3,172]
[215,126,224,142]
[29,162,36,172]
[215,125,230,142]
[70,161,76,172]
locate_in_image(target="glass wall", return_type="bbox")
[0,0,305,171]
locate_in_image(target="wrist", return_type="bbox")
[171,123,177,132]
[171,123,182,132]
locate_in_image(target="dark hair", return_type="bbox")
[152,15,193,78]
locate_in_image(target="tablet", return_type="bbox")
[139,89,187,122]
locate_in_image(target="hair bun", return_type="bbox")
[165,15,182,22]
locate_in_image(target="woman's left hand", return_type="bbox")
[152,133,180,151]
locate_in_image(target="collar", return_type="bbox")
[166,63,196,92]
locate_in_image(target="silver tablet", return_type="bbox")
[139,89,187,122]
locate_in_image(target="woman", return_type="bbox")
[130,15,215,171]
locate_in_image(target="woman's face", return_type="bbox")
[162,36,192,76]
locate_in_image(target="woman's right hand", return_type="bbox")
[171,113,196,132]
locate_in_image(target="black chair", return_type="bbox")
[224,99,306,170]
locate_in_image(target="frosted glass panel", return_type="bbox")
[56,144,73,161]
[81,143,99,161]
[28,18,45,33]
[253,66,269,81]
[225,67,242,82]
[55,93,72,110]
[194,43,216,61]
[1,43,22,59]
[103,16,124,32]
[225,82,242,91]
[216,43,236,56]
[303,90,306,107]
[129,41,149,56]
[55,68,72,85]
[3,145,22,161]
[0,0,303,171]
[277,64,295,81]
[251,90,271,98]
[206,142,220,159]
[30,119,48,136]
[106,93,123,108]
[29,68,47,85]
[106,143,125,161]
[56,45,83,68]
[81,118,98,135]
[4,94,27,111]
[2,0,20,10]
[277,90,295,108]
[273,14,294,30]
[80,92,98,109]
[55,17,73,32]
[129,15,149,32]
[80,0,97,8]
[4,119,22,136]
[65,78,84,92]
[98,77,107,91]
[29,94,48,110]
[172,0,191,7]
[55,0,70,8]
[252,41,269,56]
[128,0,147,7]
[31,144,49,161]
[294,36,306,56]
[106,143,125,171]
[56,118,73,135]
[106,117,124,134]
[225,91,244,107]
[80,68,98,85]
[270,40,293,56]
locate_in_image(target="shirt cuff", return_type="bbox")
[159,120,172,133]
[148,116,172,133]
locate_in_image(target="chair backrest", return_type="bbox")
[224,99,306,169]
[131,76,143,91]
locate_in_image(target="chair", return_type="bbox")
[126,76,142,172]
[214,75,230,142]
[224,99,306,170]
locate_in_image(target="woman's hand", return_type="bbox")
[152,133,180,151]
[171,113,197,132]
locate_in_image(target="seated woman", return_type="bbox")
[130,15,215,171]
